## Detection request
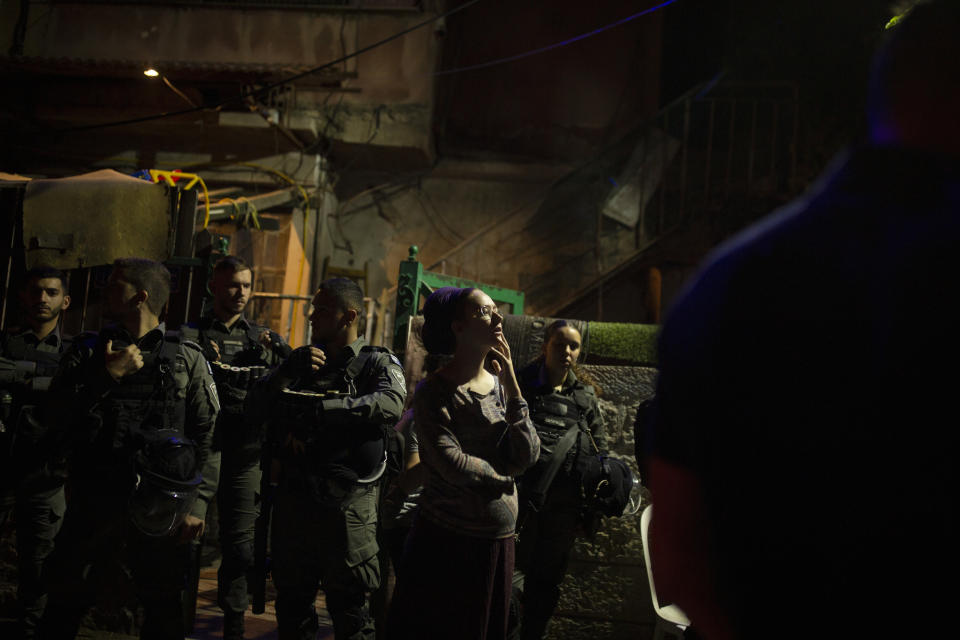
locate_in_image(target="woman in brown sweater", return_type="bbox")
[387,286,540,640]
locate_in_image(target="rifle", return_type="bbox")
[252,444,278,614]
[182,537,203,633]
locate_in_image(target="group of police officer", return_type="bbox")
[0,256,407,640]
[1,256,623,640]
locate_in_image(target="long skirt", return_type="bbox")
[387,514,514,640]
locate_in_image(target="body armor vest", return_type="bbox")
[528,387,597,475]
[0,335,68,489]
[88,331,186,457]
[183,322,270,458]
[2,337,66,393]
[276,346,391,493]
[182,323,269,418]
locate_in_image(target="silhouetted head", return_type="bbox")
[868,0,960,153]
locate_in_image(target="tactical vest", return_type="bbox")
[181,323,269,421]
[528,386,598,475]
[2,335,66,392]
[0,335,69,488]
[276,345,396,491]
[284,345,390,398]
[87,331,186,457]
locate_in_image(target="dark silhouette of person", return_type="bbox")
[645,3,960,639]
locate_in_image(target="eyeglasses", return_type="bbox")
[471,305,500,320]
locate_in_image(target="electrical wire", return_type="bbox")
[32,0,677,136]
[180,160,318,224]
[51,0,484,135]
[432,0,679,76]
[416,185,464,242]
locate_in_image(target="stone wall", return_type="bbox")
[550,362,657,639]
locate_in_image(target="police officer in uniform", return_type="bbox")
[0,266,72,639]
[39,257,220,640]
[182,255,291,639]
[513,320,606,640]
[248,277,405,640]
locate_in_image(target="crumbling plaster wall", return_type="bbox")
[3,3,442,158]
[11,5,439,103]
[324,158,577,306]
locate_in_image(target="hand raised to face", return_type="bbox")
[488,334,521,400]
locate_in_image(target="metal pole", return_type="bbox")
[679,98,691,220]
[790,86,800,190]
[183,268,194,326]
[0,193,19,330]
[79,268,91,332]
[725,100,736,200]
[250,293,313,301]
[364,296,375,342]
[636,139,646,250]
[659,111,669,234]
[770,101,780,185]
[704,99,716,208]
[747,100,758,193]
[382,310,391,350]
[286,300,296,346]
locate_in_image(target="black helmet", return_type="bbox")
[581,455,639,517]
[129,429,202,537]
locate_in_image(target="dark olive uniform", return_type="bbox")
[39,323,219,640]
[183,314,290,629]
[513,364,606,640]
[249,338,405,640]
[0,327,70,640]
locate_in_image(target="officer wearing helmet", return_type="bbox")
[39,257,220,640]
[247,277,405,640]
[181,255,290,640]
[0,266,72,639]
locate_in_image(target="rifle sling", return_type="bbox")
[526,422,580,513]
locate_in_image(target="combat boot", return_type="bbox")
[223,610,245,640]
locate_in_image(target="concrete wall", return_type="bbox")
[0,2,443,171]
[6,3,440,108]
[324,157,573,308]
[436,0,664,160]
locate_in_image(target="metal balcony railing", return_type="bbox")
[425,79,803,317]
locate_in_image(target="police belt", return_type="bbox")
[211,361,268,389]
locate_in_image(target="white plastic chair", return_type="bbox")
[641,504,692,640]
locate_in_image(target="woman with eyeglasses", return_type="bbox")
[387,287,540,640]
[510,320,607,640]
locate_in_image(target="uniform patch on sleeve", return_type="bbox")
[207,381,221,413]
[389,366,405,388]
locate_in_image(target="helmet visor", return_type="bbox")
[129,473,200,537]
